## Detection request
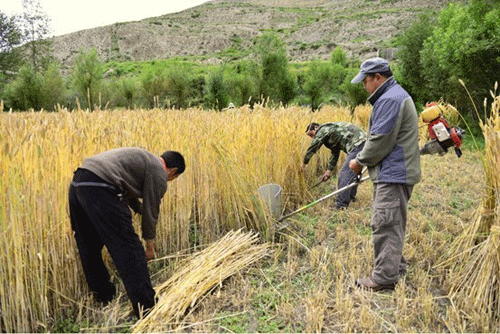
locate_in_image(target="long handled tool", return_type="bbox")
[258,169,369,224]
[276,173,369,222]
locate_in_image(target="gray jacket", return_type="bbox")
[81,147,168,239]
[356,77,421,185]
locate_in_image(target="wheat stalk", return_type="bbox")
[438,84,500,329]
[0,105,360,331]
[131,229,272,332]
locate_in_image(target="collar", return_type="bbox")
[368,76,396,105]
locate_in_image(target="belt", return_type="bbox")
[70,181,124,197]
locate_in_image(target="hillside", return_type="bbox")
[50,0,450,69]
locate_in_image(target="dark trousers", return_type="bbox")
[68,168,156,318]
[337,143,365,208]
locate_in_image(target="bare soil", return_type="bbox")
[50,0,450,69]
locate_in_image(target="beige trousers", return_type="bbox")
[371,182,413,285]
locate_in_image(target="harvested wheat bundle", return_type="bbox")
[438,88,500,326]
[132,229,271,333]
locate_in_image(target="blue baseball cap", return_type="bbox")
[351,57,391,84]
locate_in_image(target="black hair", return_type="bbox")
[306,122,320,133]
[160,151,186,175]
[367,70,393,79]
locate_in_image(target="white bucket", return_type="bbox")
[257,183,282,219]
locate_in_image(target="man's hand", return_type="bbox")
[349,159,363,174]
[322,169,332,181]
[145,239,155,261]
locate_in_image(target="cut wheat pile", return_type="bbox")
[438,84,500,331]
[132,229,272,333]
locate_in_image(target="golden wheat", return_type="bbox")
[132,229,271,332]
[0,104,355,332]
[438,87,500,330]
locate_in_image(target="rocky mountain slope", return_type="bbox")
[50,0,450,68]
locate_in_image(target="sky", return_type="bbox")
[2,0,209,36]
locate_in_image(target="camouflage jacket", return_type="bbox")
[303,122,366,171]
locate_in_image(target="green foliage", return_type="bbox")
[41,62,65,110]
[299,47,361,109]
[397,11,436,104]
[101,76,139,109]
[3,61,66,111]
[338,67,369,107]
[54,318,89,333]
[166,65,192,109]
[226,72,257,107]
[0,11,22,90]
[217,312,251,332]
[254,32,297,105]
[330,46,347,66]
[71,48,104,110]
[280,71,298,106]
[303,59,333,111]
[140,66,168,108]
[189,75,206,107]
[223,59,259,107]
[260,52,287,102]
[254,31,287,58]
[4,63,66,111]
[418,1,499,115]
[206,69,229,111]
[119,77,138,108]
[3,63,43,110]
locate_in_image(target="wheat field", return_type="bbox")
[0,104,366,332]
[1,100,497,332]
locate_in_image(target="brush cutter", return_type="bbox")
[419,103,464,157]
[258,168,369,225]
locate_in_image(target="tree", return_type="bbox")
[330,46,347,67]
[117,76,139,109]
[140,67,168,108]
[41,62,65,110]
[397,11,436,104]
[226,73,256,107]
[20,0,53,72]
[0,11,22,90]
[254,32,296,105]
[166,66,191,109]
[3,63,43,110]
[226,59,259,107]
[329,47,349,90]
[419,1,500,114]
[207,69,229,111]
[72,48,104,110]
[303,59,333,111]
[339,67,369,107]
[280,71,297,106]
[3,61,65,111]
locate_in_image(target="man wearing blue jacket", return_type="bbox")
[349,58,421,291]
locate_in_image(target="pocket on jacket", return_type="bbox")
[371,198,401,229]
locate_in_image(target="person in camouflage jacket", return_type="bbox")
[301,122,366,209]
